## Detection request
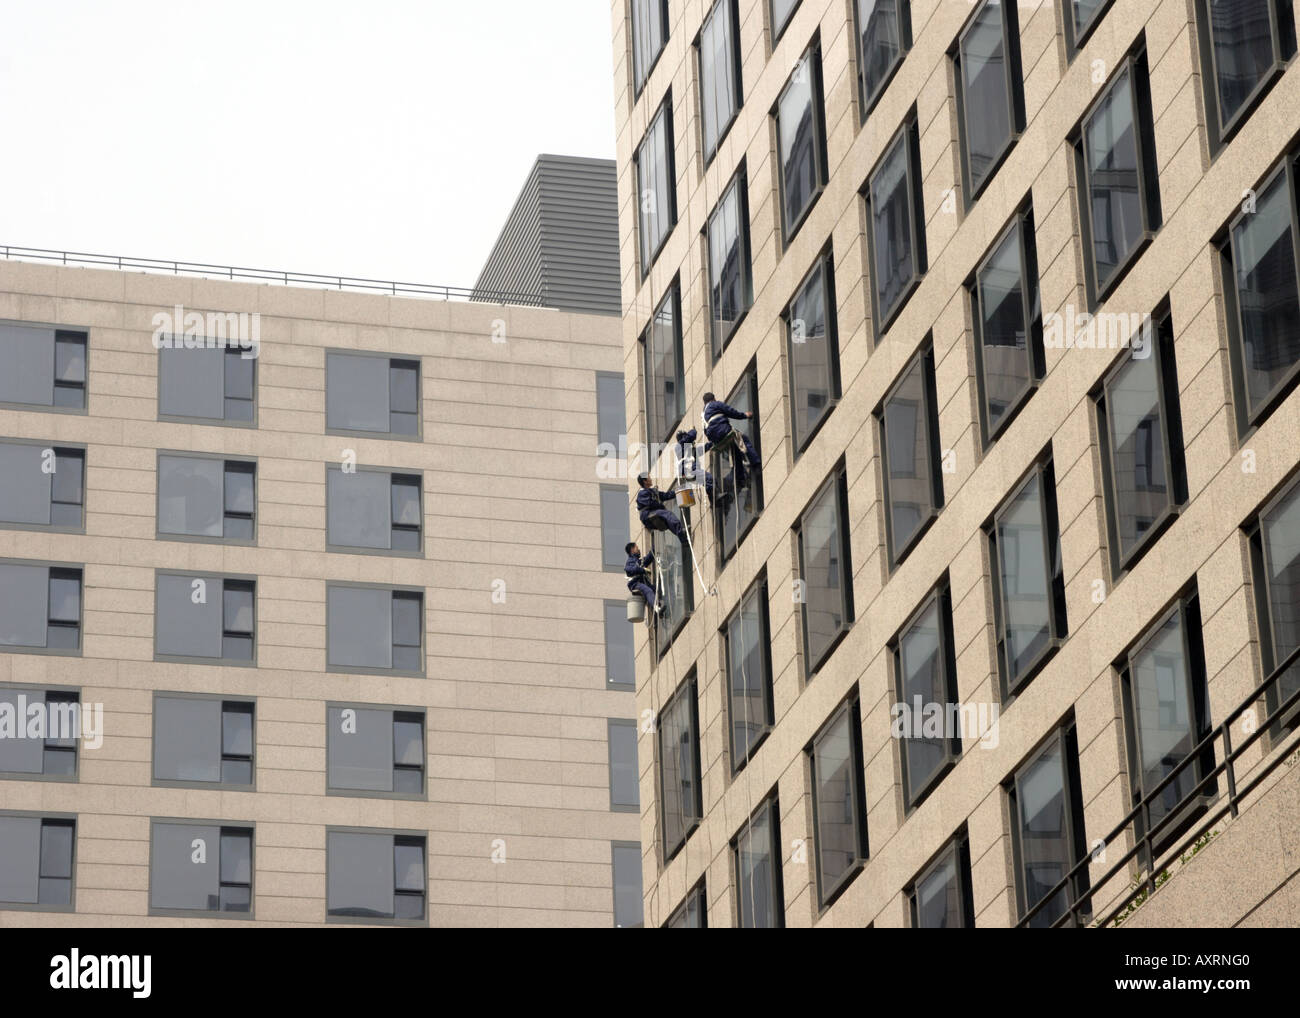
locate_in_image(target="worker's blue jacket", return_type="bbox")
[625,552,655,591]
[703,400,747,445]
[635,486,675,518]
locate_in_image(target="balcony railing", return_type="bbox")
[0,244,548,307]
[1018,643,1300,927]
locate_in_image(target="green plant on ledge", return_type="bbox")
[1106,829,1218,927]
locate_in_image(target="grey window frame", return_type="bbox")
[796,469,856,679]
[808,696,869,909]
[876,341,944,568]
[151,691,256,791]
[0,810,77,912]
[0,439,86,534]
[636,95,678,278]
[325,581,426,678]
[864,113,927,338]
[325,701,427,801]
[604,599,636,687]
[724,576,775,773]
[611,839,645,928]
[953,0,1025,206]
[1220,155,1300,437]
[855,0,912,119]
[891,580,962,810]
[596,371,628,454]
[324,349,422,442]
[706,166,754,360]
[697,0,744,164]
[659,673,702,861]
[1095,308,1187,576]
[155,450,257,546]
[665,881,707,927]
[1246,471,1300,731]
[733,794,784,928]
[641,281,686,447]
[600,484,631,573]
[1117,591,1216,860]
[970,206,1044,447]
[1074,49,1163,307]
[325,463,424,557]
[0,559,84,658]
[715,362,763,565]
[0,322,88,415]
[631,0,669,97]
[1007,721,1092,927]
[325,825,428,926]
[1063,0,1118,57]
[153,569,257,667]
[785,252,842,456]
[147,817,255,920]
[986,458,1067,701]
[774,39,828,246]
[607,717,640,813]
[907,828,975,927]
[157,343,257,428]
[1195,0,1296,152]
[0,683,81,783]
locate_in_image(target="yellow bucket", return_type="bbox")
[676,487,697,508]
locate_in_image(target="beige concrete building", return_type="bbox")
[612,0,1300,927]
[0,237,643,926]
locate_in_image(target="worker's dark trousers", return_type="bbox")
[642,509,688,547]
[630,581,656,612]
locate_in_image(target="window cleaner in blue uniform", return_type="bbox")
[675,428,733,512]
[635,472,688,547]
[701,391,761,497]
[624,541,662,615]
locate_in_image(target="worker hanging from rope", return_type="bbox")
[702,392,761,505]
[624,541,662,617]
[634,472,689,548]
[674,428,732,513]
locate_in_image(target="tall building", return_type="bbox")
[612,0,1300,927]
[0,156,644,926]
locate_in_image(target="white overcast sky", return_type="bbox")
[0,0,616,287]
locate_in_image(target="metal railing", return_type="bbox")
[1018,644,1300,928]
[0,244,549,307]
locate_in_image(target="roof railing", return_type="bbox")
[0,244,548,307]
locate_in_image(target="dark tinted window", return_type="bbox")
[643,283,684,445]
[631,0,668,94]
[0,444,83,529]
[707,172,753,358]
[798,473,854,675]
[879,347,942,563]
[150,822,251,914]
[910,833,975,927]
[776,44,827,241]
[973,210,1043,442]
[154,696,254,786]
[659,677,701,859]
[158,455,255,541]
[608,718,640,811]
[895,585,961,807]
[726,581,773,767]
[612,841,644,927]
[327,706,425,795]
[1010,725,1090,927]
[735,798,782,927]
[1079,56,1162,298]
[156,574,254,662]
[810,700,867,905]
[160,345,253,422]
[1098,312,1186,570]
[956,0,1023,201]
[0,815,75,906]
[666,884,706,927]
[787,255,840,452]
[1199,0,1296,143]
[604,600,635,687]
[327,586,422,674]
[327,830,425,922]
[0,688,79,777]
[856,0,910,114]
[699,0,741,162]
[989,464,1066,697]
[0,563,82,653]
[636,100,676,274]
[0,325,86,410]
[326,353,419,436]
[868,119,926,332]
[327,467,422,552]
